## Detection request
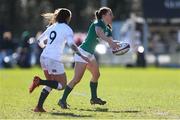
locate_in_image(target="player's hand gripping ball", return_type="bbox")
[112,40,130,55]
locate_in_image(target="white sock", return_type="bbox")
[43,86,52,92]
[57,83,62,90]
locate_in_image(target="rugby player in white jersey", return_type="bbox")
[29,8,89,112]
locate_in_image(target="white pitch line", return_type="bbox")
[72,91,88,97]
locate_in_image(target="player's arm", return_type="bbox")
[95,26,119,50]
[37,26,53,48]
[70,44,90,63]
[66,32,90,63]
[37,30,48,48]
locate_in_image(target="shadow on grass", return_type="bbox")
[50,112,92,118]
[74,107,140,113]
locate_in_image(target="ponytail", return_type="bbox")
[41,12,55,26]
[95,10,101,20]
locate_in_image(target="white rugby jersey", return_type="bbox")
[38,23,74,61]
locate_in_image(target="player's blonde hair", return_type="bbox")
[41,8,71,25]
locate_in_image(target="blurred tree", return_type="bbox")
[49,0,89,31]
[108,0,130,20]
[0,0,131,37]
[0,0,52,37]
[81,0,100,30]
[0,0,18,32]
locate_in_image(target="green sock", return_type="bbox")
[90,82,98,99]
[61,85,72,102]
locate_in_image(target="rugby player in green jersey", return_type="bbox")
[59,7,120,109]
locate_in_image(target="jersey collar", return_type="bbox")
[101,19,108,26]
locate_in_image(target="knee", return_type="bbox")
[93,72,100,80]
[56,77,67,90]
[56,80,67,90]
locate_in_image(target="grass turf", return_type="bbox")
[0,67,180,119]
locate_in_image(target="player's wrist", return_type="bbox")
[107,39,114,47]
[75,51,82,56]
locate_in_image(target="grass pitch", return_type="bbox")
[0,67,180,119]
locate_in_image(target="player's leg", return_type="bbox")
[58,62,87,109]
[87,59,100,99]
[68,62,87,88]
[32,62,67,112]
[32,56,53,112]
[29,60,66,93]
[51,72,67,90]
[29,75,66,93]
[86,58,106,105]
[34,70,52,112]
[34,73,66,90]
[35,72,67,111]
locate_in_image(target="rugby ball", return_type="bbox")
[112,41,130,55]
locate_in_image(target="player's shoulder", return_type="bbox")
[93,20,98,24]
[52,23,73,33]
[45,23,56,32]
[63,23,72,30]
[93,20,105,28]
[95,19,104,24]
[93,20,101,25]
[62,23,73,33]
[47,23,56,28]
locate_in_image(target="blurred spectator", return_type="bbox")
[150,33,166,67]
[74,33,86,46]
[150,33,166,53]
[167,30,179,53]
[17,31,32,68]
[120,14,146,67]
[120,13,144,51]
[34,31,43,65]
[120,13,136,51]
[0,31,17,68]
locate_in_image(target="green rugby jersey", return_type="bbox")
[80,20,112,54]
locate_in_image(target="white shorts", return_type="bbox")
[74,48,95,63]
[40,56,65,75]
